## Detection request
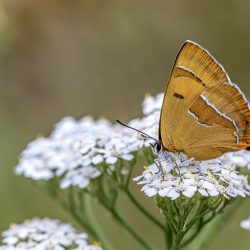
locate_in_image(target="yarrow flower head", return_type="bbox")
[15,93,165,189]
[134,149,250,200]
[0,218,102,250]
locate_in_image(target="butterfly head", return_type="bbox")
[150,140,163,154]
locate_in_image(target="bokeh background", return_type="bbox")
[0,0,250,249]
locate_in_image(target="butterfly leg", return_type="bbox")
[174,162,183,179]
[155,160,167,180]
[154,159,163,174]
[171,155,184,180]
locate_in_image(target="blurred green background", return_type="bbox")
[0,0,250,249]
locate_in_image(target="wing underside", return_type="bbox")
[160,41,250,160]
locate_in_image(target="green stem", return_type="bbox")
[180,217,206,249]
[171,232,183,250]
[165,202,177,233]
[95,191,155,250]
[110,207,155,250]
[66,188,100,240]
[189,199,244,250]
[181,198,226,247]
[169,209,186,250]
[80,192,114,250]
[42,183,110,249]
[171,239,180,250]
[165,218,172,250]
[125,157,136,188]
[184,204,211,235]
[68,199,99,239]
[123,188,165,231]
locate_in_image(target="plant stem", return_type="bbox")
[109,207,156,250]
[123,188,165,231]
[68,198,99,239]
[125,157,136,188]
[188,199,245,250]
[43,182,112,249]
[80,192,114,250]
[171,233,183,250]
[95,191,155,250]
[165,219,172,250]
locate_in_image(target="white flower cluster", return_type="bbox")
[16,91,250,195]
[0,218,102,250]
[225,150,250,171]
[134,150,250,200]
[15,93,163,189]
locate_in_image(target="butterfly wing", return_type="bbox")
[184,82,250,159]
[160,40,250,160]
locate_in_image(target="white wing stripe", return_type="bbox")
[188,110,211,128]
[200,94,239,144]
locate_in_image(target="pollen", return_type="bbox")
[94,241,102,246]
[9,223,16,229]
[98,116,107,121]
[36,133,44,138]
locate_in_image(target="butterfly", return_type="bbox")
[118,40,250,161]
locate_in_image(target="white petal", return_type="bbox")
[143,187,157,197]
[198,189,209,196]
[208,189,220,196]
[202,181,215,190]
[105,156,118,164]
[92,155,103,165]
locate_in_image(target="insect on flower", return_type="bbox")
[117,40,250,166]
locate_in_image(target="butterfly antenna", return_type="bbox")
[116,120,157,142]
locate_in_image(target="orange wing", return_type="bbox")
[159,40,250,160]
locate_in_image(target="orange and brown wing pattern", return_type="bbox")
[160,40,230,153]
[160,40,250,160]
[182,82,250,160]
[172,41,230,86]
